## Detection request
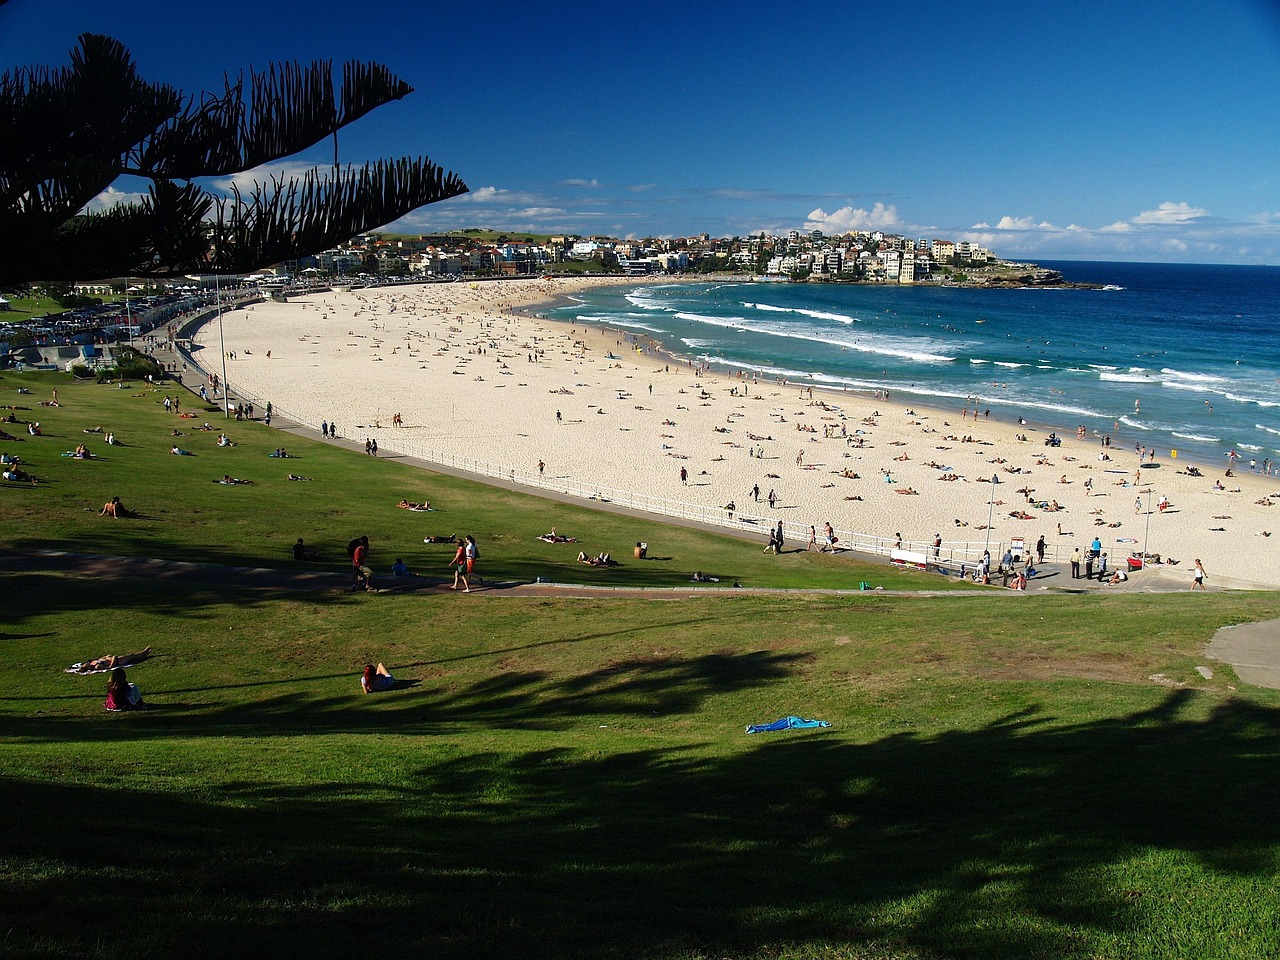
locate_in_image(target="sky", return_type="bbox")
[5,0,1280,264]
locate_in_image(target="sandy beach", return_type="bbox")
[189,278,1280,589]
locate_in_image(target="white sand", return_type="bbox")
[191,278,1280,589]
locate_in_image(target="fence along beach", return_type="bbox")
[190,277,1280,589]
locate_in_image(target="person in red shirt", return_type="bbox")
[351,535,372,591]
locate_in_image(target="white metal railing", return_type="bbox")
[177,349,1083,572]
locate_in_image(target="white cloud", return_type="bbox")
[515,207,566,218]
[804,202,900,232]
[1099,221,1133,233]
[469,186,509,203]
[1132,201,1208,225]
[81,185,149,213]
[560,178,600,188]
[994,215,1056,231]
[209,160,329,195]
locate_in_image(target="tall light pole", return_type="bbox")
[984,473,998,565]
[1142,482,1153,568]
[124,280,133,350]
[216,273,230,419]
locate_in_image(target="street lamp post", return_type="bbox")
[984,473,998,572]
[124,281,133,350]
[215,273,230,419]
[1142,484,1153,568]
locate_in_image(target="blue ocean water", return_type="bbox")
[546,262,1280,465]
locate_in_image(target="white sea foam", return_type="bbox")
[969,359,989,365]
[744,302,859,324]
[1160,367,1228,384]
[1172,432,1221,443]
[675,311,957,363]
[586,314,665,333]
[1224,392,1280,409]
[1099,372,1156,383]
[1118,416,1159,431]
[624,290,674,312]
[1238,443,1263,451]
[1256,424,1280,437]
[994,361,1026,369]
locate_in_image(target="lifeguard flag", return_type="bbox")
[1171,449,1177,458]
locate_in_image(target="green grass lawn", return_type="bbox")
[4,371,1280,960]
[0,371,973,591]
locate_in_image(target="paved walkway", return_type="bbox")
[1207,620,1280,690]
[10,548,1279,687]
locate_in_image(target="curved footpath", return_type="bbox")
[6,547,1279,690]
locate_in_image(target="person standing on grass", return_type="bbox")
[808,525,818,551]
[450,539,470,592]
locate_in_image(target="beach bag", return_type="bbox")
[126,683,143,707]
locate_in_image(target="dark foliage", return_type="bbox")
[0,33,467,286]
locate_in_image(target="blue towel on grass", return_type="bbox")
[746,715,831,734]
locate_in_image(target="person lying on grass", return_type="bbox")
[73,647,152,674]
[361,663,396,693]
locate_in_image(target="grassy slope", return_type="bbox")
[3,371,1280,960]
[0,371,971,590]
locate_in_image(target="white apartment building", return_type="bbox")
[899,251,916,284]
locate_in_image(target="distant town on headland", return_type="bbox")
[241,228,1082,289]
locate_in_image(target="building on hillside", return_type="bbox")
[932,239,956,263]
[899,251,916,283]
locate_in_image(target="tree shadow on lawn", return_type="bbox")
[4,690,1279,959]
[6,645,811,738]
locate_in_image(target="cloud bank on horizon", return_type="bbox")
[386,185,1280,265]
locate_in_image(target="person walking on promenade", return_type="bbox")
[1070,547,1081,579]
[1192,559,1207,590]
[450,539,470,592]
[464,534,480,585]
[1035,535,1046,565]
[351,535,372,592]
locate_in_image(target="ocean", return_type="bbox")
[545,261,1280,467]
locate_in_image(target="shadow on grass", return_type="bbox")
[3,690,1278,959]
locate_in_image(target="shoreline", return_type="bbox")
[188,277,1280,590]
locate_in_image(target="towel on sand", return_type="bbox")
[746,716,831,734]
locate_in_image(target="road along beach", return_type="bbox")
[190,278,1280,589]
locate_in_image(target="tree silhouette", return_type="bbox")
[0,33,467,287]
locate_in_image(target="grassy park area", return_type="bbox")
[4,370,1280,959]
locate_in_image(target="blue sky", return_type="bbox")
[5,0,1280,263]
